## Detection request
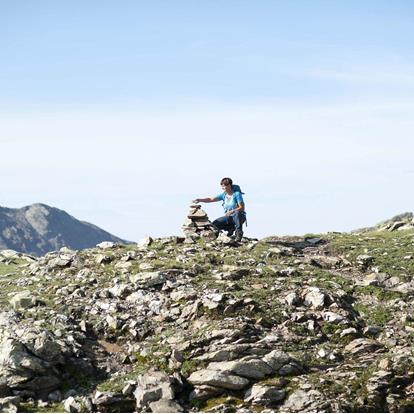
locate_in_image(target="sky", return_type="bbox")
[1,1,414,241]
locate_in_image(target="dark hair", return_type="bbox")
[220,177,233,186]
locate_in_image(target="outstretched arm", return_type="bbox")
[193,197,219,203]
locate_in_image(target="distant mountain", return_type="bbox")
[0,203,130,255]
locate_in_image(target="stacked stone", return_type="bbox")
[182,204,217,241]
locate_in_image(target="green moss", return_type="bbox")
[200,395,244,411]
[353,303,392,326]
[355,284,403,301]
[181,358,202,376]
[19,402,65,413]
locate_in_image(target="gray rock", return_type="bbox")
[149,398,184,413]
[208,358,273,379]
[138,235,153,247]
[187,369,250,390]
[0,328,66,395]
[262,350,291,372]
[108,283,131,298]
[95,254,112,264]
[216,233,234,244]
[344,338,383,355]
[97,241,116,249]
[188,385,224,401]
[64,396,81,413]
[9,291,37,310]
[93,391,122,407]
[281,389,322,411]
[0,396,20,413]
[284,292,301,306]
[130,272,166,288]
[133,370,175,410]
[245,384,286,405]
[356,254,374,269]
[48,390,62,402]
[302,287,326,309]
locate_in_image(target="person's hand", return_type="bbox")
[192,198,200,203]
[225,211,232,217]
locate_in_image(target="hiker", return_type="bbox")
[193,177,246,242]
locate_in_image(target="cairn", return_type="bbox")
[182,204,217,241]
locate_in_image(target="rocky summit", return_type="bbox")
[0,204,129,256]
[0,223,414,413]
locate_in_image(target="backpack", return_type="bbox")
[232,184,245,194]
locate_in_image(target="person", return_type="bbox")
[193,177,246,242]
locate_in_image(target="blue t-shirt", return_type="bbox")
[215,191,245,213]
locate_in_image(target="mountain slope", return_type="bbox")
[0,229,413,412]
[0,203,130,255]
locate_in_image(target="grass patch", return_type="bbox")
[328,230,414,279]
[353,303,391,326]
[19,402,65,413]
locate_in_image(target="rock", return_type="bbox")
[122,382,136,396]
[358,272,389,287]
[0,250,20,259]
[217,233,234,244]
[262,350,291,372]
[281,389,322,411]
[187,369,250,390]
[344,338,383,355]
[138,235,153,247]
[93,391,122,408]
[356,254,374,269]
[0,328,66,395]
[182,204,216,238]
[208,358,273,379]
[340,327,357,337]
[130,272,166,288]
[322,311,346,323]
[188,385,224,401]
[302,287,327,309]
[0,396,20,413]
[96,241,116,249]
[284,292,301,306]
[133,370,175,410]
[64,396,81,413]
[245,384,286,405]
[95,254,112,265]
[48,390,62,402]
[149,399,184,413]
[9,291,38,310]
[48,255,73,269]
[108,283,131,298]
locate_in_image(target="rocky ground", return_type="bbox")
[0,228,414,413]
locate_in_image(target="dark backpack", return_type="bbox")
[232,184,245,194]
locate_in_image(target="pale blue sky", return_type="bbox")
[1,1,413,240]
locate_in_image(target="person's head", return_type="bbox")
[220,177,233,192]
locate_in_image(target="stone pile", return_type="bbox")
[182,203,217,241]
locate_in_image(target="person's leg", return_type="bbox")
[231,211,245,241]
[212,216,233,233]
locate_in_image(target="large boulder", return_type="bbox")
[133,370,176,411]
[187,369,250,390]
[0,326,69,397]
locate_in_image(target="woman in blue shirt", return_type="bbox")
[193,177,246,242]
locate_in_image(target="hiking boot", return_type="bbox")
[235,231,243,242]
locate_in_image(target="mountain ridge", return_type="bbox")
[0,203,130,256]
